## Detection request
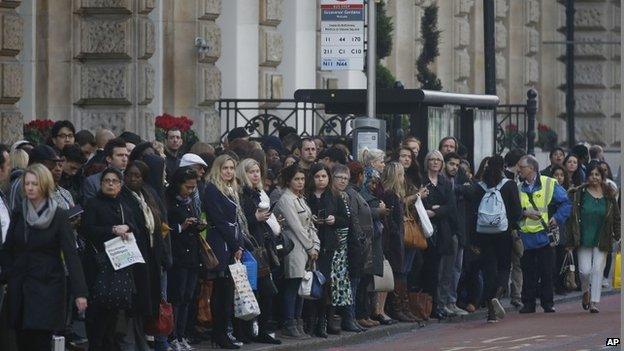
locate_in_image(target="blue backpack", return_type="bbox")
[477,179,509,233]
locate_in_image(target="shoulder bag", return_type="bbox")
[90,204,135,310]
[404,207,428,250]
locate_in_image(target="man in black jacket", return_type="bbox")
[439,152,471,316]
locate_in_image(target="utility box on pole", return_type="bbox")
[352,117,386,159]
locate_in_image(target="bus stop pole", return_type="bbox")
[367,0,376,118]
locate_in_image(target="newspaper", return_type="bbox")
[104,233,145,270]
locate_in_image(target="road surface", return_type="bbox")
[326,293,621,351]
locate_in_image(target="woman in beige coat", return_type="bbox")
[275,164,320,339]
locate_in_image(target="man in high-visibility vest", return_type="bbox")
[516,155,571,313]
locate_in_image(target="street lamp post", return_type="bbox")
[565,0,576,148]
[483,0,496,95]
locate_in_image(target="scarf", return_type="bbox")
[132,190,155,247]
[23,198,58,230]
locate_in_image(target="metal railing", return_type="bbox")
[218,99,355,141]
[495,104,528,153]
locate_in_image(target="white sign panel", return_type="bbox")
[320,0,365,71]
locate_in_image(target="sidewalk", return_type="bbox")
[197,288,619,351]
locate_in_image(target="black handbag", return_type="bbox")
[90,204,135,310]
[91,250,135,310]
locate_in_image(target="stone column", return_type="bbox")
[386,0,417,88]
[0,0,24,143]
[72,0,155,138]
[453,0,474,93]
[558,0,621,147]
[280,0,316,97]
[197,0,222,143]
[494,0,509,102]
[258,0,283,102]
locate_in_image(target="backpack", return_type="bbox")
[476,179,509,233]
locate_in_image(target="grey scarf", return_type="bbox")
[23,198,58,230]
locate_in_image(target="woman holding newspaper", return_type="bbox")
[82,167,137,351]
[0,164,88,351]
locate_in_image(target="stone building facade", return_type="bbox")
[0,0,620,149]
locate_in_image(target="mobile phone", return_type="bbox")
[67,205,84,219]
[317,209,327,220]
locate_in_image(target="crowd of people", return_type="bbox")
[0,120,620,351]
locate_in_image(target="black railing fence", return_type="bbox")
[218,99,354,142]
[495,104,528,154]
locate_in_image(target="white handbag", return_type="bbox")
[373,258,395,292]
[229,260,261,321]
[415,196,434,238]
[298,271,313,298]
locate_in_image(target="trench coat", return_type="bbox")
[275,189,320,279]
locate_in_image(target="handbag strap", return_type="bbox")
[526,192,550,232]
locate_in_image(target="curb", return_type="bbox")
[242,289,620,351]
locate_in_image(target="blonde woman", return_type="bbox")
[359,148,385,173]
[235,158,281,344]
[380,162,416,323]
[204,154,245,349]
[1,164,87,350]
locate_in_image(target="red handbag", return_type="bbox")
[145,299,174,335]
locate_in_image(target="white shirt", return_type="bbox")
[0,193,10,244]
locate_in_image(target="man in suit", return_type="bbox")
[81,137,129,203]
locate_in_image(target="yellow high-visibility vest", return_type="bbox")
[518,175,556,234]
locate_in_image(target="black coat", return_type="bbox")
[120,187,167,317]
[239,186,277,274]
[381,190,405,274]
[360,187,385,276]
[82,193,140,289]
[0,207,88,331]
[166,195,201,270]
[345,185,374,277]
[306,189,349,278]
[443,171,474,247]
[423,175,458,255]
[203,183,244,273]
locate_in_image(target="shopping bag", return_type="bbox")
[613,253,621,289]
[415,196,434,238]
[298,269,326,300]
[242,250,258,290]
[229,260,261,321]
[408,291,432,321]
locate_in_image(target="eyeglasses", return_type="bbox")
[56,133,74,139]
[102,178,121,185]
[428,159,443,163]
[334,175,349,181]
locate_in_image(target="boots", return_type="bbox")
[281,319,301,338]
[387,281,416,323]
[314,305,328,338]
[399,281,422,322]
[326,306,342,335]
[341,306,365,333]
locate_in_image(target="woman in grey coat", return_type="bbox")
[274,164,320,339]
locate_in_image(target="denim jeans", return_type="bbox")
[438,236,463,306]
[282,278,303,321]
